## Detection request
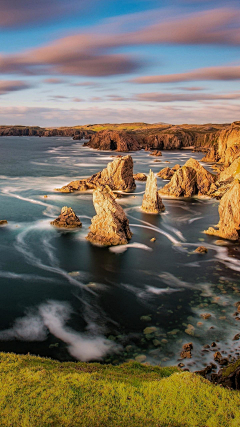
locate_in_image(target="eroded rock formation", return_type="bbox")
[87,130,140,151]
[55,155,136,193]
[50,207,82,228]
[142,170,165,213]
[157,167,174,180]
[86,186,132,246]
[133,173,147,181]
[205,180,240,241]
[159,158,215,197]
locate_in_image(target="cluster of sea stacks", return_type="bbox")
[51,123,240,244]
[51,156,165,245]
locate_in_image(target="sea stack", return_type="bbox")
[204,180,240,241]
[142,170,165,214]
[55,155,136,193]
[86,186,132,246]
[50,207,82,229]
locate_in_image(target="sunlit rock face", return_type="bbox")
[205,180,240,241]
[86,186,132,246]
[55,155,136,193]
[50,207,82,229]
[87,130,140,152]
[159,158,215,197]
[142,170,165,214]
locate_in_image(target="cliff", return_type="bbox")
[87,130,140,151]
[0,125,94,139]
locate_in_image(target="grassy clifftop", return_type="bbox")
[0,353,239,426]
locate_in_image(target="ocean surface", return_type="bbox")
[0,136,240,370]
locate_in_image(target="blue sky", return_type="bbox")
[0,0,240,126]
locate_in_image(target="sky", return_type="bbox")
[0,0,240,126]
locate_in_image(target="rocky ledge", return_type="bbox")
[205,179,240,241]
[87,130,140,152]
[50,207,82,229]
[159,158,215,197]
[142,170,165,214]
[86,186,132,246]
[55,155,136,193]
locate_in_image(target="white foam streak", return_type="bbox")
[109,243,152,254]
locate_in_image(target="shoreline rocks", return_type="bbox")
[50,207,82,229]
[86,186,132,246]
[142,170,165,214]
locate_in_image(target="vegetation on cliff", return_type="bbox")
[0,352,240,427]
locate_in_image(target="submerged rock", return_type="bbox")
[159,158,215,197]
[55,155,136,193]
[205,180,240,241]
[195,246,208,254]
[133,173,147,181]
[86,186,132,246]
[50,207,82,229]
[142,170,165,214]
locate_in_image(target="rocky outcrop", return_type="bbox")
[56,155,136,193]
[159,158,215,197]
[211,360,240,390]
[142,170,165,214]
[157,167,174,180]
[133,173,147,181]
[86,186,132,246]
[217,122,240,166]
[208,156,240,199]
[205,180,240,241]
[150,150,162,156]
[87,130,140,152]
[50,207,82,229]
[201,146,219,163]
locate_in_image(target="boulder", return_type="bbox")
[133,173,147,181]
[194,246,208,254]
[150,150,162,156]
[86,186,132,246]
[142,170,165,214]
[205,180,240,241]
[180,342,193,359]
[55,155,136,193]
[50,207,82,229]
[87,130,140,151]
[0,220,8,225]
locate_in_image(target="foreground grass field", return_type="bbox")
[0,353,239,427]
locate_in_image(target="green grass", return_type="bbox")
[0,353,239,426]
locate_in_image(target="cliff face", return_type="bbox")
[88,130,140,151]
[141,170,165,214]
[205,180,240,241]
[55,155,136,193]
[217,123,240,166]
[86,186,132,246]
[0,126,94,139]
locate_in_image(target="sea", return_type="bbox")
[0,136,239,370]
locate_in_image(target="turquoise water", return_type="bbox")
[0,136,240,369]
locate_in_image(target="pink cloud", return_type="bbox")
[134,91,240,102]
[0,80,32,94]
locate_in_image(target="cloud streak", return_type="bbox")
[0,80,32,94]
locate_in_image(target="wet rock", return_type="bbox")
[142,170,165,214]
[205,180,240,241]
[201,313,211,320]
[150,238,156,242]
[50,207,82,229]
[87,130,140,152]
[214,351,222,363]
[211,342,217,347]
[150,150,162,156]
[195,363,216,378]
[180,342,193,359]
[178,362,185,368]
[86,186,132,246]
[194,246,208,254]
[0,220,8,225]
[157,167,174,180]
[56,155,136,193]
[133,173,147,181]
